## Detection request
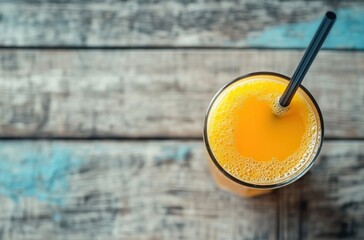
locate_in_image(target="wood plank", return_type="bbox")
[0,140,364,239]
[0,50,363,138]
[279,141,364,239]
[0,1,363,48]
[0,140,278,240]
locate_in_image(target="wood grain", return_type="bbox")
[278,141,364,239]
[0,140,278,240]
[0,140,363,239]
[0,50,363,138]
[0,1,362,48]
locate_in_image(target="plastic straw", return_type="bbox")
[279,11,336,107]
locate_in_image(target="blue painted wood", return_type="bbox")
[246,8,364,49]
[0,141,363,239]
[0,143,82,204]
[0,141,280,239]
[0,2,362,49]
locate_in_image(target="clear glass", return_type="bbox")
[203,72,324,197]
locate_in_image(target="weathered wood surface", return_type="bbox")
[0,1,362,240]
[0,140,278,240]
[279,141,364,240]
[0,140,363,239]
[0,50,363,138]
[0,1,363,48]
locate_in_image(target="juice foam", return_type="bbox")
[207,75,321,185]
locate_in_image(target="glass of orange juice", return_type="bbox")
[203,72,323,197]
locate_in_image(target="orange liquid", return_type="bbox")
[206,74,322,196]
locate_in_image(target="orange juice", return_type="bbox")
[204,72,323,197]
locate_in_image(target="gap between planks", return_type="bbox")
[0,137,363,142]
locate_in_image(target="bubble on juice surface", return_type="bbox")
[211,121,320,184]
[272,97,289,117]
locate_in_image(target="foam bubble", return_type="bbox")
[272,98,289,117]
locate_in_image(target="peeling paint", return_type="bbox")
[0,144,82,204]
[247,8,364,49]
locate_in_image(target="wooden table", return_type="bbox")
[0,1,363,239]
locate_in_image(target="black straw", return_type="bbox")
[279,11,336,107]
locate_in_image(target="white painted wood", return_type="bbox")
[0,1,360,47]
[0,140,277,240]
[0,50,362,138]
[0,141,363,239]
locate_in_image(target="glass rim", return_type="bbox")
[203,71,324,189]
